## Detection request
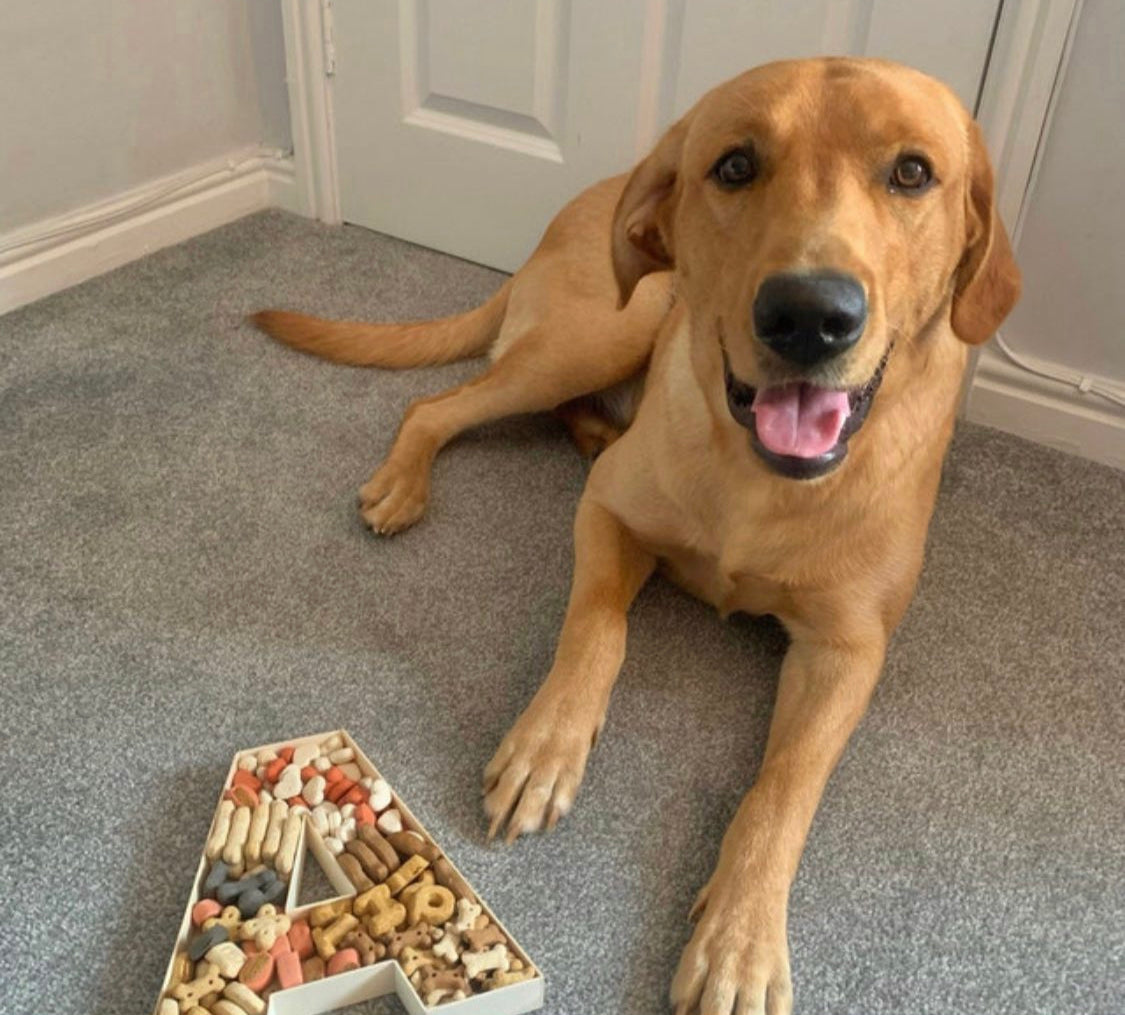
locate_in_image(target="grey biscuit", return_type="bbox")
[0,210,1121,1015]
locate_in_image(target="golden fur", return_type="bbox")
[252,58,1020,1015]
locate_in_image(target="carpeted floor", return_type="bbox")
[1,210,1122,1015]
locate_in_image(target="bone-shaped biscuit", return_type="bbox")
[462,943,511,981]
[240,903,291,950]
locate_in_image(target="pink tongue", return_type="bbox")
[752,383,850,458]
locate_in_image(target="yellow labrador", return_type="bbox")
[254,57,1019,1015]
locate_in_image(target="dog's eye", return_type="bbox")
[711,147,757,188]
[890,155,933,192]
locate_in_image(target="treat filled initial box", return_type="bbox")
[154,730,545,1015]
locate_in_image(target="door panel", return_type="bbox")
[333,0,1001,271]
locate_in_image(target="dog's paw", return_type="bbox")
[482,699,600,844]
[671,869,792,1015]
[358,459,430,535]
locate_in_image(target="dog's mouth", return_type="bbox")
[723,346,891,480]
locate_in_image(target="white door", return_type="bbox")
[332,0,1002,272]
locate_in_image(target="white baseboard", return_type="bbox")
[0,147,296,315]
[966,346,1125,470]
[265,157,301,215]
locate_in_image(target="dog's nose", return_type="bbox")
[752,271,867,366]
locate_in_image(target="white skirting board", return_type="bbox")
[0,147,297,316]
[965,345,1125,470]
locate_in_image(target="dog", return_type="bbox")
[253,57,1020,1015]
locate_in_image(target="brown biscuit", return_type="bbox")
[386,830,440,863]
[345,839,388,881]
[464,924,507,952]
[338,853,375,892]
[357,824,401,873]
[432,857,474,901]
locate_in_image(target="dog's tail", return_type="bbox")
[249,279,512,369]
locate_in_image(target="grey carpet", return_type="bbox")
[1,210,1122,1015]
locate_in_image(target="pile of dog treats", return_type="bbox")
[159,734,535,1012]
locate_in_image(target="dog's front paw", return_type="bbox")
[482,696,600,844]
[671,867,792,1015]
[358,458,430,535]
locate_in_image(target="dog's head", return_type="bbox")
[612,58,1020,479]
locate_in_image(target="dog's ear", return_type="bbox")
[611,117,689,307]
[950,121,1021,344]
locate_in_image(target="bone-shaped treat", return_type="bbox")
[462,944,511,981]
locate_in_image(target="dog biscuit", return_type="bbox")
[462,943,510,981]
[241,903,290,950]
[222,981,266,1015]
[287,919,313,959]
[448,898,483,935]
[399,945,440,977]
[205,940,247,979]
[311,913,358,960]
[302,774,326,806]
[274,809,302,876]
[292,742,319,768]
[355,884,407,937]
[387,923,435,958]
[238,952,273,992]
[275,950,303,989]
[326,947,361,975]
[367,778,392,811]
[432,931,460,965]
[338,852,374,891]
[222,805,252,872]
[345,839,388,881]
[171,967,225,1010]
[187,924,228,962]
[386,830,440,863]
[405,884,456,926]
[464,923,507,952]
[432,857,474,901]
[341,928,384,966]
[260,800,288,863]
[357,824,400,873]
[205,800,236,860]
[273,764,302,801]
[376,808,403,835]
[385,853,429,895]
[244,802,270,865]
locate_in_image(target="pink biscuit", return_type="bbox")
[326,948,360,976]
[191,899,222,927]
[288,921,313,960]
[276,950,303,989]
[269,934,292,958]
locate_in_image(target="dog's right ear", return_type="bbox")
[611,117,689,307]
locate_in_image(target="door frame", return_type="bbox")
[282,0,342,223]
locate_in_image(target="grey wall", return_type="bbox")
[0,1,291,233]
[1005,0,1125,382]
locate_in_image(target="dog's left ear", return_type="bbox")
[611,116,689,307]
[951,121,1021,344]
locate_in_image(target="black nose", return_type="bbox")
[752,271,867,366]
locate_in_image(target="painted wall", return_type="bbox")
[1005,0,1124,384]
[0,1,291,233]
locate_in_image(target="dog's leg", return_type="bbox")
[554,397,624,458]
[483,498,654,841]
[360,320,653,534]
[670,628,887,1015]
